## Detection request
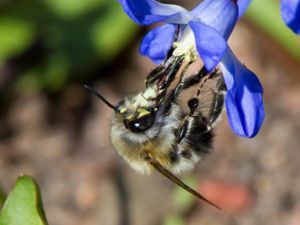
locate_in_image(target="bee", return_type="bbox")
[84,55,226,210]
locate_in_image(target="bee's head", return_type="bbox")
[84,85,162,138]
[111,85,160,133]
[118,105,157,133]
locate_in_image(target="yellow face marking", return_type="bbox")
[137,108,150,118]
[126,114,135,120]
[119,107,127,114]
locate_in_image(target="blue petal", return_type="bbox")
[237,0,252,18]
[140,24,176,64]
[220,48,265,138]
[190,0,238,39]
[281,0,300,34]
[118,0,188,25]
[189,20,227,72]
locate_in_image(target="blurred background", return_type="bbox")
[0,0,300,225]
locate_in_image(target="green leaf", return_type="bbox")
[17,53,70,92]
[0,186,5,209]
[43,0,105,19]
[0,176,48,225]
[91,1,138,64]
[162,214,184,225]
[1,0,138,91]
[245,0,300,61]
[172,176,197,212]
[0,17,35,64]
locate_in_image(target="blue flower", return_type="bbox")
[118,0,264,138]
[281,0,300,34]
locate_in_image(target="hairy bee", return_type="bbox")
[85,55,226,209]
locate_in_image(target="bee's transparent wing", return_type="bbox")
[196,71,226,127]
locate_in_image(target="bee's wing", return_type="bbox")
[196,72,226,127]
[145,153,221,210]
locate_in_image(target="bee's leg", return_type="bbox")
[159,55,185,90]
[166,67,208,107]
[164,25,180,61]
[172,67,223,96]
[205,76,226,126]
[176,72,226,143]
[181,67,208,90]
[176,97,204,143]
[145,25,181,88]
[170,97,214,176]
[162,62,201,115]
[145,55,184,89]
[145,64,166,87]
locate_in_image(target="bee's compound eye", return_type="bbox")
[127,113,155,133]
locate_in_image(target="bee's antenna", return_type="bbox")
[84,85,119,112]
